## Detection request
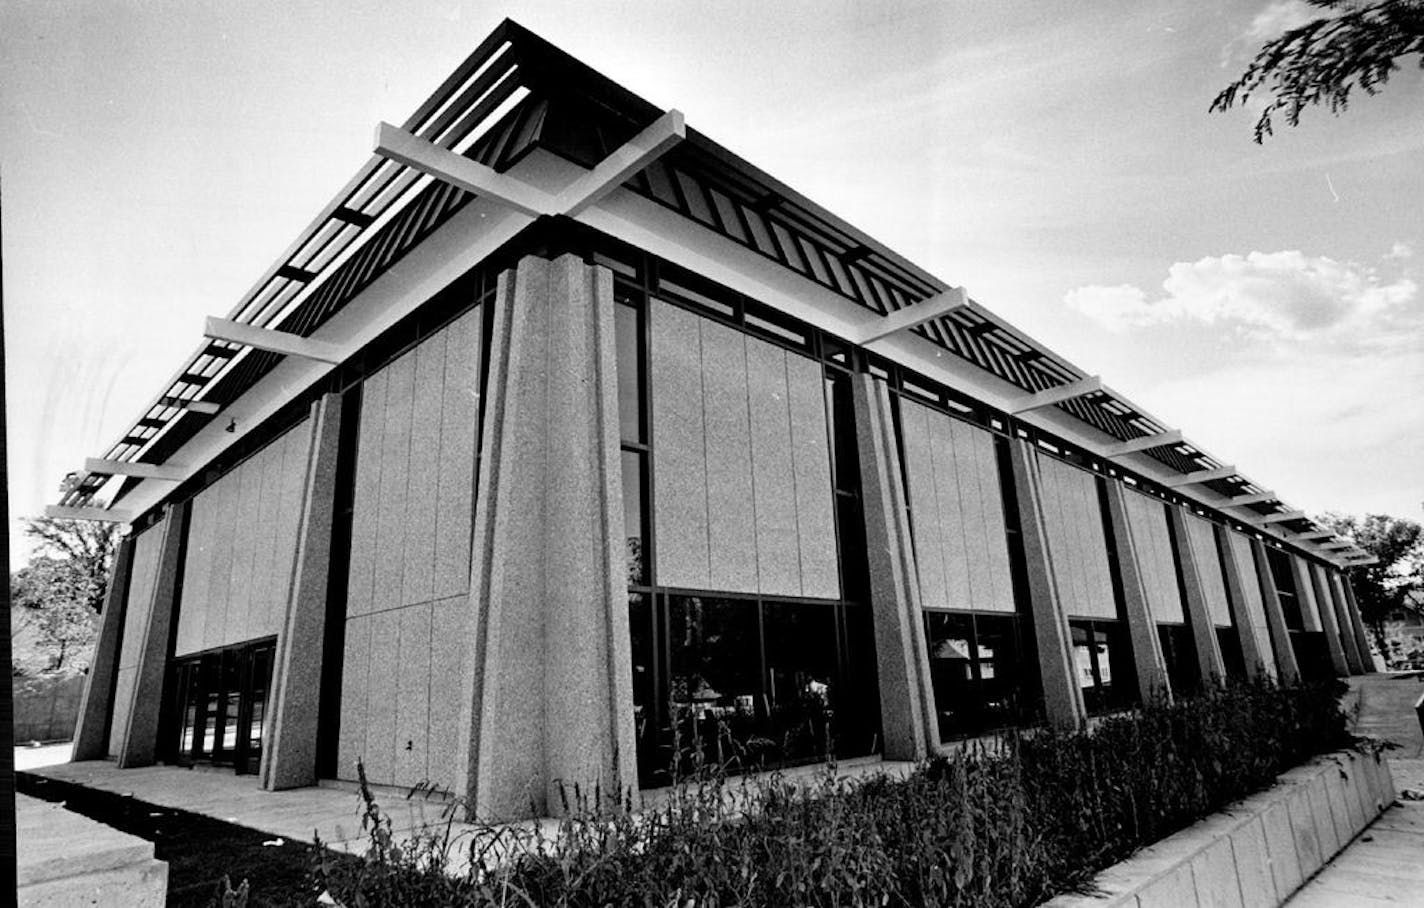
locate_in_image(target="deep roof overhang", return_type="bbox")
[54,19,1361,568]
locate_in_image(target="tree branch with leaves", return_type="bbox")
[1213,0,1424,141]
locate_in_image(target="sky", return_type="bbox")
[2,0,1421,567]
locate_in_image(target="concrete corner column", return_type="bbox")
[1102,483,1170,705]
[261,392,343,790]
[1292,555,1348,676]
[1167,507,1226,687]
[72,538,136,761]
[1336,572,1378,672]
[1214,527,1275,682]
[1312,564,1363,675]
[1250,539,1300,684]
[850,374,938,759]
[1007,440,1085,727]
[456,253,636,820]
[117,503,188,768]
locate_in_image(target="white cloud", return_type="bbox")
[1387,241,1414,260]
[1064,249,1419,348]
[1243,0,1318,44]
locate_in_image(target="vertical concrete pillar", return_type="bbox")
[262,392,343,790]
[117,503,188,768]
[1332,574,1378,677]
[1167,507,1226,686]
[456,254,635,820]
[1250,539,1300,684]
[1214,527,1275,682]
[71,538,136,761]
[1293,555,1348,676]
[850,374,937,759]
[1312,564,1363,675]
[1340,574,1379,671]
[1102,483,1170,705]
[1007,440,1085,727]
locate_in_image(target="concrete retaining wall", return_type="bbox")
[1042,749,1396,908]
[14,674,85,744]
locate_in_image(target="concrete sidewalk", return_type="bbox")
[1287,674,1424,906]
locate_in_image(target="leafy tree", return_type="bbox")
[1317,512,1423,662]
[1212,0,1424,141]
[11,558,100,673]
[21,516,118,615]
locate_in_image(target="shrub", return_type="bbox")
[313,677,1351,908]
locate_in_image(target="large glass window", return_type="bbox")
[668,596,764,773]
[164,638,276,774]
[1071,620,1134,714]
[924,612,1027,740]
[1157,623,1199,697]
[1216,627,1246,680]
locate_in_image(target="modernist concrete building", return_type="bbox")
[58,21,1379,819]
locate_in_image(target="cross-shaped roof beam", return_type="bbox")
[850,287,969,345]
[1163,465,1238,488]
[1102,429,1185,458]
[1226,491,1277,507]
[1010,375,1103,415]
[83,458,187,482]
[1258,509,1308,525]
[44,505,133,523]
[203,317,345,365]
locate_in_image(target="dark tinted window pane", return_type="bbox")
[621,451,646,586]
[614,302,642,443]
[1158,624,1199,698]
[926,612,976,740]
[975,615,1023,730]
[1074,620,1134,714]
[668,596,763,772]
[763,602,838,763]
[628,593,659,781]
[838,604,880,758]
[1217,626,1246,680]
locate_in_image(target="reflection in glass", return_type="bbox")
[763,602,837,763]
[621,451,646,586]
[1072,620,1133,714]
[669,596,762,773]
[925,612,1024,740]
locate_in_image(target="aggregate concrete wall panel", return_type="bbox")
[173,495,211,656]
[373,352,415,613]
[435,308,481,599]
[117,527,164,672]
[1291,555,1324,633]
[1124,490,1185,624]
[402,334,445,608]
[1186,513,1233,626]
[1225,531,1275,664]
[224,458,262,646]
[249,441,285,640]
[746,338,801,598]
[362,610,400,785]
[107,667,137,758]
[900,403,949,611]
[347,369,387,618]
[928,414,972,610]
[969,426,1015,612]
[786,351,839,600]
[1038,455,1115,619]
[336,615,370,780]
[203,472,237,651]
[650,301,710,591]
[701,320,759,595]
[393,604,433,789]
[271,424,312,634]
[427,597,467,789]
[951,422,994,609]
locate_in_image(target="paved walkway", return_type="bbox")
[1287,674,1424,906]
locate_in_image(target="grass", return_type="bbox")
[314,676,1355,908]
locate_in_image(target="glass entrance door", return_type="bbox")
[166,638,276,774]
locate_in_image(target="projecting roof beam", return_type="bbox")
[159,396,221,415]
[1226,491,1277,507]
[374,121,555,218]
[83,458,187,482]
[1322,541,1354,550]
[203,317,345,365]
[375,109,686,222]
[556,110,686,217]
[1010,375,1103,414]
[1102,429,1185,458]
[1163,466,1239,488]
[1299,531,1335,542]
[851,287,969,345]
[44,505,133,523]
[1258,509,1308,525]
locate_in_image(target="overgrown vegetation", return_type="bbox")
[314,677,1352,908]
